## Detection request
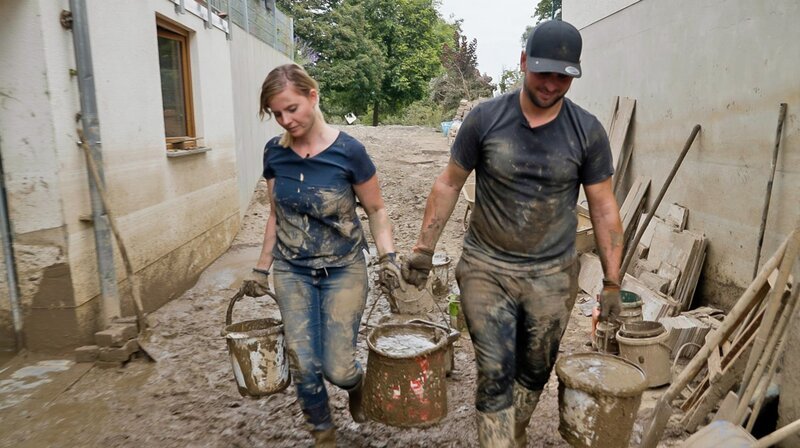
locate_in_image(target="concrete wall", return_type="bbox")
[562,0,639,30]
[0,0,290,352]
[229,24,288,215]
[563,0,799,308]
[562,0,799,439]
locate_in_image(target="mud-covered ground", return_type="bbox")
[0,125,688,447]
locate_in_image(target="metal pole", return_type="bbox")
[69,0,121,324]
[0,142,24,351]
[752,103,788,279]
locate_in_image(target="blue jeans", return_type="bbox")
[272,259,368,430]
[455,256,578,413]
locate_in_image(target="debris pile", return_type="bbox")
[74,317,141,368]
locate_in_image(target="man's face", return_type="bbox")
[522,71,574,109]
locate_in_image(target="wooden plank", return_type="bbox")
[611,97,637,196]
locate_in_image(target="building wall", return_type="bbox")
[229,24,289,215]
[562,0,799,439]
[0,0,290,352]
[562,0,639,30]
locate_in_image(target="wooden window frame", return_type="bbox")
[156,18,198,150]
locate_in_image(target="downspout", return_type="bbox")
[0,140,24,351]
[69,0,121,324]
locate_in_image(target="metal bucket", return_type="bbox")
[363,323,449,427]
[406,318,460,375]
[556,353,647,448]
[221,290,290,397]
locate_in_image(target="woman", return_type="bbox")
[241,64,402,446]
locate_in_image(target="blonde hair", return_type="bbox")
[259,63,325,147]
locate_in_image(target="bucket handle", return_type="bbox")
[364,286,452,332]
[225,287,279,327]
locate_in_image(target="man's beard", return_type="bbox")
[524,82,566,109]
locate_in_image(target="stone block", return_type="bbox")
[98,338,139,362]
[74,345,99,363]
[95,324,137,347]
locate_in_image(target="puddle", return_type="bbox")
[0,359,74,410]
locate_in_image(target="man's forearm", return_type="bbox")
[592,210,623,284]
[415,177,461,252]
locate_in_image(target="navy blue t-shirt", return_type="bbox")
[452,92,613,272]
[263,131,376,269]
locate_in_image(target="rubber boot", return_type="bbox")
[513,383,543,448]
[345,378,367,423]
[311,427,336,447]
[476,407,515,448]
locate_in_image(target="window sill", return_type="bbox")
[166,147,211,158]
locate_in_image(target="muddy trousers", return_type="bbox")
[455,257,578,415]
[272,259,368,431]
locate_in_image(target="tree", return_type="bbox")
[521,0,563,46]
[430,21,495,112]
[498,66,523,94]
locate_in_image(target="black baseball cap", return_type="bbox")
[525,20,582,78]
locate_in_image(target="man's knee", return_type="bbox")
[476,370,515,413]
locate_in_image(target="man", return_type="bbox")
[401,20,623,447]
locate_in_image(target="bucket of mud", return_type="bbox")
[593,321,620,354]
[406,318,460,375]
[430,253,452,297]
[363,323,449,427]
[221,290,290,397]
[556,352,647,448]
[619,290,643,325]
[617,321,671,387]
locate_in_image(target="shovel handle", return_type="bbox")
[225,287,279,327]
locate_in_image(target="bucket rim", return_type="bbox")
[619,320,666,338]
[367,323,448,359]
[222,317,284,339]
[555,352,647,397]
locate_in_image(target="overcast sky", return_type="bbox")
[437,1,538,90]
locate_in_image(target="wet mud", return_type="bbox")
[0,125,690,447]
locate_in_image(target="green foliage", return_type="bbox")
[534,0,562,22]
[498,66,523,94]
[430,21,495,112]
[381,99,449,127]
[277,0,451,125]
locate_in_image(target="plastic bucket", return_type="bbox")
[594,321,620,354]
[619,290,643,325]
[440,121,453,135]
[617,321,672,387]
[430,253,451,297]
[556,353,647,448]
[363,323,449,427]
[221,290,290,397]
[406,319,460,375]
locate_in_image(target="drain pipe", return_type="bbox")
[0,141,24,351]
[69,0,121,323]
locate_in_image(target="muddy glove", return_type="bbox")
[401,248,434,290]
[242,268,270,297]
[378,252,406,295]
[599,279,622,323]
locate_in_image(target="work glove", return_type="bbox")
[598,279,622,323]
[378,252,406,295]
[242,268,270,297]
[401,248,434,290]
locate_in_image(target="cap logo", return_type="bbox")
[565,66,580,76]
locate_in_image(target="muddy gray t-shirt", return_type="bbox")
[451,92,612,272]
[263,132,375,269]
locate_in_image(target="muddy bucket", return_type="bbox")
[363,323,449,427]
[406,318,460,375]
[556,353,647,448]
[617,321,671,387]
[222,290,290,397]
[619,290,644,325]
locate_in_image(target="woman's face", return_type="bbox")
[268,84,319,139]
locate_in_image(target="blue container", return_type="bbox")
[440,121,453,135]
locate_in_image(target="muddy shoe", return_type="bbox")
[513,383,542,447]
[477,407,515,448]
[311,427,336,447]
[346,380,367,423]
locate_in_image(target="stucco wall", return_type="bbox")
[1,0,290,351]
[564,0,799,308]
[562,0,639,30]
[563,0,800,439]
[229,24,290,215]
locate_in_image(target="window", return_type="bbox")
[156,18,197,150]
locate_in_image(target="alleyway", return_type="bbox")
[0,126,687,447]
